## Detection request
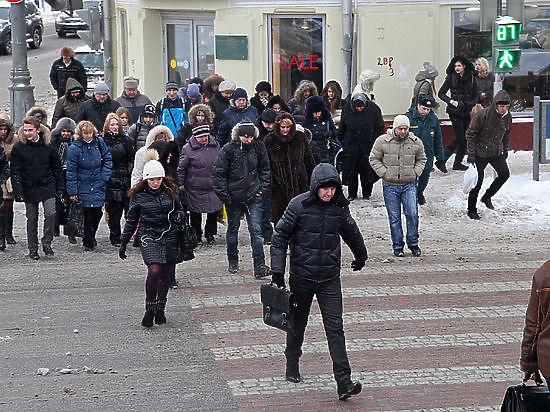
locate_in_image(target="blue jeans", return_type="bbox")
[226,195,265,268]
[382,181,419,250]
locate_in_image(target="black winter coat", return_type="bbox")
[209,91,230,134]
[10,132,64,203]
[103,131,134,202]
[212,128,270,205]
[338,101,385,184]
[75,96,121,132]
[121,187,183,265]
[49,57,88,98]
[303,114,338,164]
[438,57,477,118]
[271,163,368,282]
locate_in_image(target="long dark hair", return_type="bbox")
[128,175,179,199]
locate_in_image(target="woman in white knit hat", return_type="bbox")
[119,153,185,328]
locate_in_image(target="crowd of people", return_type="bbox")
[0,47,517,400]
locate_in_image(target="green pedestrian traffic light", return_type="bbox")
[496,49,521,71]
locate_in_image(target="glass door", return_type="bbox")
[163,17,214,87]
[269,15,325,101]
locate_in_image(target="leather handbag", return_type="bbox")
[177,212,198,261]
[260,283,297,334]
[63,200,84,238]
[501,373,550,411]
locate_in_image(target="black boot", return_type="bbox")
[0,216,5,251]
[453,148,468,170]
[155,298,167,324]
[285,359,301,383]
[338,380,362,401]
[4,204,16,244]
[141,301,156,328]
[480,194,495,210]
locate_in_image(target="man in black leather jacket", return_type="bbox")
[270,162,367,400]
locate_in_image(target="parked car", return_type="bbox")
[74,45,104,93]
[55,0,100,38]
[0,0,43,55]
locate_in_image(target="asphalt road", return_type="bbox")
[0,20,86,113]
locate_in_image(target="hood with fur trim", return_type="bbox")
[51,117,76,138]
[26,106,48,124]
[445,55,475,76]
[0,113,15,145]
[145,125,174,148]
[293,81,318,104]
[17,123,51,146]
[230,122,259,142]
[203,74,224,99]
[188,103,214,125]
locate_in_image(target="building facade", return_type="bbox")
[112,0,550,119]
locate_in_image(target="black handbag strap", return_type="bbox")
[523,371,544,386]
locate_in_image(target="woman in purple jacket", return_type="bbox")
[177,123,222,244]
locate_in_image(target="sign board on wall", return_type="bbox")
[215,35,248,60]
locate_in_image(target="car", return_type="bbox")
[74,45,104,93]
[55,0,99,38]
[0,0,43,55]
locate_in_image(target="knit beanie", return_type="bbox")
[393,114,410,129]
[232,88,248,101]
[192,123,211,139]
[143,158,165,180]
[218,80,236,92]
[94,82,109,95]
[261,108,277,123]
[255,81,272,94]
[165,81,179,91]
[142,104,156,118]
[186,83,201,98]
[237,120,255,137]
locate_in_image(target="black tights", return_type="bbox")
[145,263,174,301]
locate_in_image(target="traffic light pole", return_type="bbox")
[8,1,35,128]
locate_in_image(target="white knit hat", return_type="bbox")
[393,114,410,129]
[143,159,165,179]
[218,80,236,92]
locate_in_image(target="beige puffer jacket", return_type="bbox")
[369,129,426,185]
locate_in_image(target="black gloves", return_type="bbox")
[271,272,285,288]
[118,244,127,260]
[466,154,475,164]
[351,260,365,271]
[15,195,24,203]
[503,150,508,159]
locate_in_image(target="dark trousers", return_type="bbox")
[285,276,352,385]
[25,198,56,252]
[261,192,273,241]
[447,115,470,165]
[189,211,218,240]
[468,154,510,212]
[83,207,103,248]
[105,200,126,242]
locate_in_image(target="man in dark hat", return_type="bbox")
[49,47,87,98]
[212,120,271,278]
[406,94,446,205]
[115,76,152,124]
[270,162,367,400]
[465,90,512,220]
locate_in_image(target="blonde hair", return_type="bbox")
[475,57,490,75]
[103,113,123,136]
[279,118,293,127]
[74,121,98,141]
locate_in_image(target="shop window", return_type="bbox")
[269,16,324,101]
[453,8,550,112]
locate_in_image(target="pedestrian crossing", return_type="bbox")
[182,259,538,409]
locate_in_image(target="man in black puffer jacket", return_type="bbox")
[75,82,121,132]
[212,120,270,278]
[270,162,367,401]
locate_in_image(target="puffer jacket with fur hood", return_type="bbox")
[131,125,174,187]
[26,106,50,129]
[176,103,215,147]
[11,124,64,203]
[212,122,270,205]
[369,128,427,185]
[0,114,16,198]
[50,117,76,170]
[288,81,318,120]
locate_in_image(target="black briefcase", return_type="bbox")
[260,283,297,334]
[501,375,550,411]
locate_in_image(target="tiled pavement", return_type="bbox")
[181,257,546,411]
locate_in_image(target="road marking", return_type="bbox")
[184,260,543,287]
[189,281,531,308]
[201,305,526,334]
[228,364,520,396]
[211,331,522,361]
